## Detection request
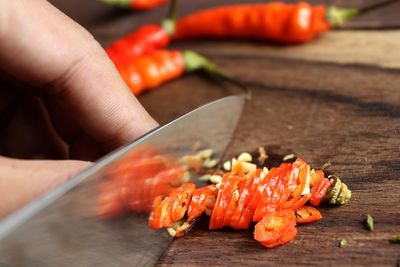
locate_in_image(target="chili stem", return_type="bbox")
[208,70,252,100]
[99,0,130,8]
[166,0,178,21]
[161,0,178,36]
[182,50,250,98]
[328,0,399,28]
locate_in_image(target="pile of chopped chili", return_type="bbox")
[146,155,351,248]
[97,146,351,249]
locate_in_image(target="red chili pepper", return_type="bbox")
[310,177,334,206]
[254,209,297,248]
[222,176,246,227]
[149,195,173,229]
[106,24,170,65]
[149,183,196,229]
[288,158,309,202]
[170,183,196,222]
[115,49,240,96]
[105,0,178,65]
[235,168,270,229]
[99,0,167,10]
[230,169,260,229]
[253,164,292,222]
[188,185,218,221]
[261,225,298,249]
[209,174,240,230]
[173,1,381,44]
[287,195,310,210]
[116,50,184,95]
[295,206,322,224]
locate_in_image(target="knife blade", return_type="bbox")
[0,94,245,267]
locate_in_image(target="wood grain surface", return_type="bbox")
[7,0,400,266]
[148,55,400,267]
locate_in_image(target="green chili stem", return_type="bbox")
[327,0,399,28]
[182,50,250,98]
[98,0,131,8]
[161,0,178,36]
[167,0,178,21]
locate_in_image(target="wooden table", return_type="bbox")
[30,0,400,265]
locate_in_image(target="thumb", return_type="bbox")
[0,156,91,219]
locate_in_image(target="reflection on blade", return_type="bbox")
[97,146,187,219]
[0,95,245,267]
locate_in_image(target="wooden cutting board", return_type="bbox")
[24,0,400,265]
[142,53,400,266]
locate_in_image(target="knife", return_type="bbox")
[0,94,245,267]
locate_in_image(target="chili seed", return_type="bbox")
[223,160,232,171]
[283,153,295,161]
[238,152,252,162]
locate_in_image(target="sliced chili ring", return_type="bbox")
[230,172,256,228]
[170,183,196,222]
[290,158,309,202]
[266,164,292,215]
[222,176,243,227]
[254,209,297,247]
[310,178,334,206]
[236,169,269,229]
[285,194,310,210]
[214,175,238,228]
[247,168,277,222]
[188,185,217,220]
[311,169,324,187]
[295,206,322,224]
[261,226,298,249]
[149,195,171,229]
[253,164,291,222]
[209,174,229,229]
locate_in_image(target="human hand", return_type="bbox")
[0,0,158,217]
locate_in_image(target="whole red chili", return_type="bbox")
[105,0,177,64]
[99,0,166,10]
[116,49,242,95]
[173,1,395,43]
[106,24,170,65]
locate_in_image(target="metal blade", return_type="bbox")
[0,95,245,267]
